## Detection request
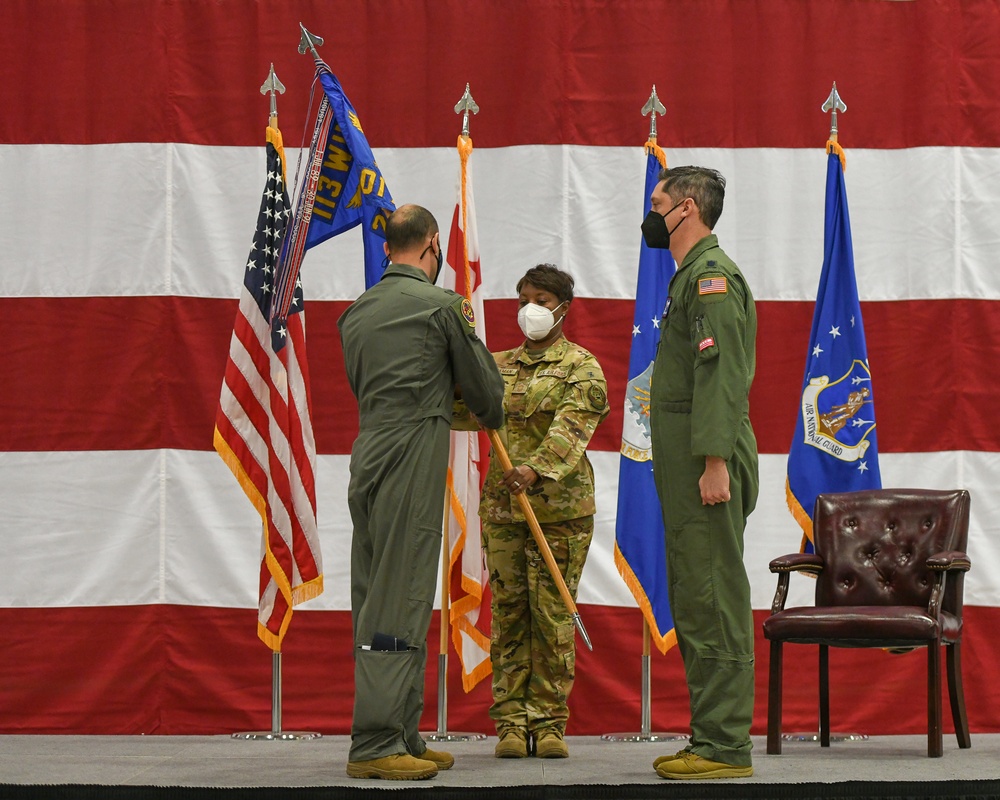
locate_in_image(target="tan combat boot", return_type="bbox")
[494,727,529,758]
[420,747,455,770]
[534,728,569,758]
[653,748,690,768]
[655,751,753,780]
[346,753,438,780]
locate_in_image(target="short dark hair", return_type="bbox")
[516,263,575,303]
[657,166,726,230]
[385,204,438,252]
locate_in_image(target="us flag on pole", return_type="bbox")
[214,124,324,651]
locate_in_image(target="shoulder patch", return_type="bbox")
[698,276,727,296]
[460,298,476,328]
[588,384,607,410]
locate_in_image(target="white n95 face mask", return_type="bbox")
[517,301,566,341]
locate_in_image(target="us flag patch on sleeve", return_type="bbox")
[698,277,728,295]
[698,337,716,351]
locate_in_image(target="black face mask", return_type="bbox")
[640,201,685,250]
[433,244,444,284]
[419,239,444,284]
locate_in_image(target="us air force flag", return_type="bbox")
[786,146,882,552]
[613,143,676,654]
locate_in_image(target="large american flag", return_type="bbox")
[6,1,1000,738]
[214,124,323,651]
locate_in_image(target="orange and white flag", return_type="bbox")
[442,133,492,691]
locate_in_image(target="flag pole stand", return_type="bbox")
[601,620,686,743]
[782,731,869,743]
[232,650,321,741]
[424,490,486,743]
[782,693,867,743]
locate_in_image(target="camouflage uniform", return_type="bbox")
[479,336,609,737]
[649,234,759,768]
[338,263,504,764]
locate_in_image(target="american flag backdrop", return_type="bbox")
[3,0,1000,735]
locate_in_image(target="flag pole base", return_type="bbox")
[231,731,322,741]
[231,652,321,740]
[600,732,687,743]
[422,731,487,742]
[781,731,869,742]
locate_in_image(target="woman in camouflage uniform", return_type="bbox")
[480,264,609,759]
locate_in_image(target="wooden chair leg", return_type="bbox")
[767,639,783,755]
[819,645,830,748]
[928,644,943,757]
[947,641,971,749]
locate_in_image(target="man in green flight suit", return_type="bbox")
[642,167,759,780]
[338,204,505,780]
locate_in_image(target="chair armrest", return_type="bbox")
[768,554,824,615]
[927,550,971,572]
[769,553,824,575]
[926,551,971,619]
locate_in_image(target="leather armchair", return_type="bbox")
[762,488,972,757]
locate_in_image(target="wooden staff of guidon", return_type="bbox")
[486,429,593,650]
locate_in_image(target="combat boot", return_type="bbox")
[534,728,569,758]
[655,751,753,780]
[653,748,690,768]
[494,727,529,758]
[346,753,438,780]
[420,747,454,769]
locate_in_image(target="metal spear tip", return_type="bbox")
[642,84,666,118]
[642,84,667,142]
[260,63,286,96]
[454,83,480,115]
[573,613,594,651]
[297,23,324,57]
[822,81,847,140]
[454,83,480,137]
[822,81,847,114]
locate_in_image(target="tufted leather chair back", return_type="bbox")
[813,488,970,613]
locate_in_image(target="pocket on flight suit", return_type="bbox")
[406,524,442,608]
[353,647,418,737]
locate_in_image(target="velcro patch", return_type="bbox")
[460,298,476,327]
[698,277,727,296]
[588,384,607,410]
[698,337,716,351]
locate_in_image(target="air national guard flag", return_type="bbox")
[214,124,323,651]
[786,143,882,552]
[613,142,676,654]
[298,59,395,289]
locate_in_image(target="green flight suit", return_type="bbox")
[649,234,759,767]
[338,263,504,763]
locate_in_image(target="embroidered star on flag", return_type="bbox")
[698,277,728,295]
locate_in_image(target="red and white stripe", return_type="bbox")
[3,0,1000,735]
